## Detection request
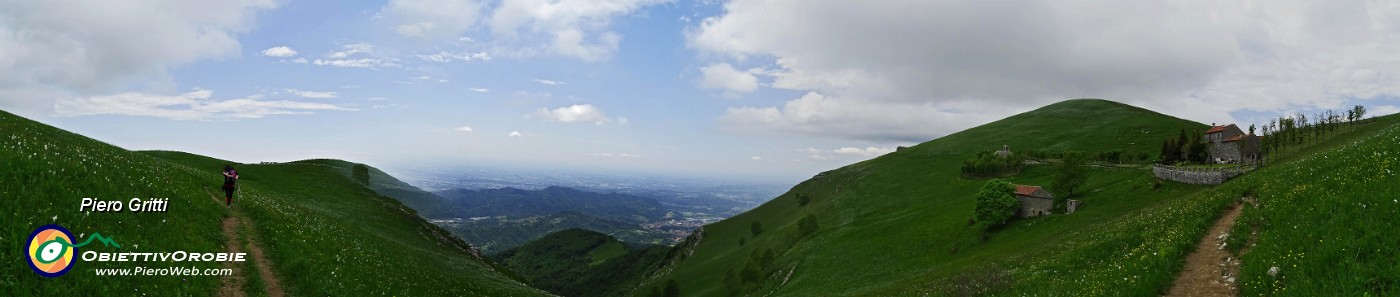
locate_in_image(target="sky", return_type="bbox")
[3,0,1400,183]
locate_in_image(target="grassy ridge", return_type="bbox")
[0,109,544,296]
[1226,117,1400,295]
[145,152,545,296]
[2,111,228,296]
[494,228,670,297]
[637,99,1400,296]
[633,99,1211,296]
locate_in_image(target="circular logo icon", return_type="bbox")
[27,224,76,278]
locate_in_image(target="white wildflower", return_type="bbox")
[1268,266,1281,277]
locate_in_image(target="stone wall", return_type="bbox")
[1152,164,1246,185]
[1017,196,1054,218]
[1208,142,1242,162]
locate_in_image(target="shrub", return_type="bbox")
[974,179,1019,229]
[798,214,819,237]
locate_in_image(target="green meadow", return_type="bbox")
[634,99,1400,296]
[0,110,545,296]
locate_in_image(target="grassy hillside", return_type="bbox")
[494,228,671,297]
[441,210,671,254]
[633,99,1220,295]
[1221,116,1400,295]
[0,110,544,296]
[285,158,450,215]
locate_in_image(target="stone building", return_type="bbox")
[1204,124,1261,163]
[994,144,1013,158]
[1013,185,1054,218]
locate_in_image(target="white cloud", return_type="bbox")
[469,88,491,93]
[720,92,997,142]
[530,104,612,125]
[313,58,395,68]
[312,43,399,69]
[418,51,491,63]
[286,89,338,99]
[833,146,895,157]
[533,79,566,85]
[486,0,668,61]
[328,43,374,59]
[1371,105,1400,117]
[696,1,1400,142]
[368,97,390,101]
[261,46,298,57]
[750,156,763,160]
[382,0,485,39]
[54,89,355,121]
[454,125,474,132]
[508,130,524,137]
[699,63,758,93]
[376,0,667,61]
[0,0,278,116]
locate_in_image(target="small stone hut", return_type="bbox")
[1014,185,1054,218]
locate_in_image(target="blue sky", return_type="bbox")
[4,1,1400,183]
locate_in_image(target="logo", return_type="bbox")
[27,224,76,277]
[26,224,120,278]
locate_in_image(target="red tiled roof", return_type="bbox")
[1223,134,1245,142]
[1014,185,1043,197]
[1205,124,1237,134]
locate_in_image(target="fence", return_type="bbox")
[1151,164,1247,185]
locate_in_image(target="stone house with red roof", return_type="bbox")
[1204,124,1261,163]
[1014,185,1054,218]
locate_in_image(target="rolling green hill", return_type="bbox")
[0,110,545,296]
[283,158,450,215]
[493,228,671,297]
[441,210,673,254]
[632,99,1218,295]
[634,98,1400,296]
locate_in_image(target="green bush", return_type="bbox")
[974,179,1019,229]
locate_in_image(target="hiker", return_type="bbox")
[222,165,239,206]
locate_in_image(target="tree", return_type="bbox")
[1176,129,1189,161]
[1189,132,1208,163]
[352,163,370,186]
[1159,139,1178,164]
[1354,105,1367,123]
[663,279,680,297]
[1052,153,1089,199]
[1248,124,1256,135]
[750,221,764,236]
[798,214,819,237]
[974,179,1019,229]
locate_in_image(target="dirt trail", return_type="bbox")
[1166,202,1244,297]
[218,217,246,297]
[209,191,286,297]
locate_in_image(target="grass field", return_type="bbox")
[633,99,1400,296]
[0,110,545,296]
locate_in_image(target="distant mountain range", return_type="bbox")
[433,186,669,223]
